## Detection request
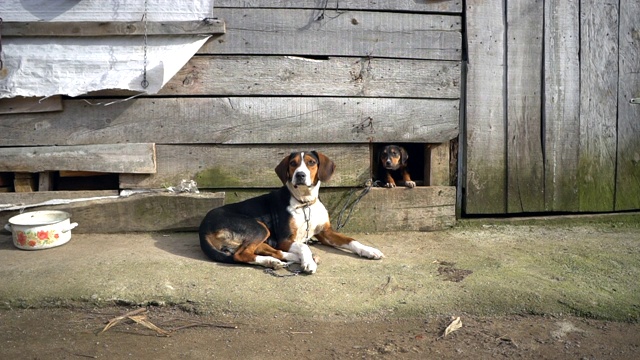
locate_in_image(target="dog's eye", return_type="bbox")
[289,160,298,167]
[307,159,317,166]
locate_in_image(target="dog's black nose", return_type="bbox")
[386,160,392,166]
[295,172,306,182]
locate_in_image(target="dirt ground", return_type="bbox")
[1,306,639,359]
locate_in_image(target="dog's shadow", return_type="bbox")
[151,233,364,268]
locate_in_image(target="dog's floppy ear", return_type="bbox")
[400,146,409,165]
[275,153,292,185]
[313,151,336,182]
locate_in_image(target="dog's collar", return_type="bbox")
[291,196,317,209]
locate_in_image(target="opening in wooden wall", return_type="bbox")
[371,143,427,187]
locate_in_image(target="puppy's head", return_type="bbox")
[275,151,336,187]
[380,145,408,170]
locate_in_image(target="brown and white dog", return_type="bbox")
[379,145,416,188]
[199,151,384,274]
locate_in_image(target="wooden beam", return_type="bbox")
[214,0,463,13]
[2,20,225,37]
[0,98,459,146]
[0,96,63,115]
[13,173,36,193]
[0,144,157,174]
[428,142,450,186]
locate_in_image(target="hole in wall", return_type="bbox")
[371,143,427,187]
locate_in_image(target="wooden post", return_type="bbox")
[428,142,450,186]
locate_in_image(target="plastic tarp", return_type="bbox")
[0,0,215,98]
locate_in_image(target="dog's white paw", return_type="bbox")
[290,242,318,274]
[346,241,385,260]
[385,182,396,188]
[405,181,416,188]
[253,256,287,269]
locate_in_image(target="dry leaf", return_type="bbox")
[444,316,462,337]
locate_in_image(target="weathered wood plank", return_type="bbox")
[13,173,36,193]
[329,187,457,232]
[157,56,461,98]
[0,96,63,115]
[202,9,462,60]
[464,0,506,214]
[544,0,580,212]
[2,20,225,37]
[428,142,450,186]
[0,192,225,234]
[578,0,618,212]
[0,190,118,210]
[214,0,463,13]
[615,0,640,210]
[0,144,157,174]
[0,98,459,146]
[506,0,544,213]
[120,145,371,189]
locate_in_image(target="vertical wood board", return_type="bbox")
[578,0,618,212]
[464,0,506,214]
[506,0,544,213]
[544,0,581,212]
[615,0,640,210]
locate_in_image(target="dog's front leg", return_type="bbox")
[316,227,385,259]
[289,242,318,273]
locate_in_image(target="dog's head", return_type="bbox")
[380,145,408,170]
[275,151,336,187]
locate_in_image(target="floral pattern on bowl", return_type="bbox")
[16,229,61,248]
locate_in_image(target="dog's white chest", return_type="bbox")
[288,201,329,242]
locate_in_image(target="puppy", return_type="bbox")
[199,151,384,274]
[379,145,416,188]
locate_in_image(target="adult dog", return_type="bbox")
[379,145,416,188]
[199,151,384,274]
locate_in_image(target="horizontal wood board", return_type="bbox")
[0,144,157,174]
[1,98,459,146]
[213,0,463,13]
[157,56,461,98]
[3,20,225,37]
[0,192,225,234]
[0,96,63,115]
[120,145,371,189]
[202,9,462,60]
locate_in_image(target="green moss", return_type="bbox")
[195,167,245,188]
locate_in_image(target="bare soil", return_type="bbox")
[1,306,639,359]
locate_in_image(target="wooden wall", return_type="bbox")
[0,1,462,231]
[464,0,640,214]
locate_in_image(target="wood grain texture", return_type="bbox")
[202,9,462,60]
[544,0,580,212]
[428,142,450,186]
[0,98,459,146]
[578,0,618,212]
[213,0,463,13]
[3,20,225,37]
[120,145,371,189]
[615,0,640,210]
[506,0,544,213]
[0,144,157,174]
[0,192,225,234]
[158,56,461,98]
[464,0,506,214]
[0,96,63,115]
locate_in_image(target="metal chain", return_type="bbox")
[335,179,373,230]
[141,0,149,89]
[302,203,311,240]
[0,17,4,70]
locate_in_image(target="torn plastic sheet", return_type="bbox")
[0,0,215,98]
[0,36,210,98]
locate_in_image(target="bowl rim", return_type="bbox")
[8,210,71,226]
